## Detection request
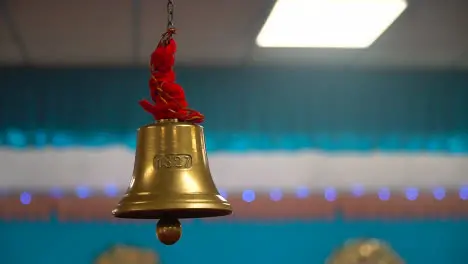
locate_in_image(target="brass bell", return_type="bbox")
[113,119,232,245]
[326,239,404,264]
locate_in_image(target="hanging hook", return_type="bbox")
[158,0,176,46]
[167,0,175,30]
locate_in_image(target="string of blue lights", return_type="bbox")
[7,186,468,205]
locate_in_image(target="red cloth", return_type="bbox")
[139,34,204,123]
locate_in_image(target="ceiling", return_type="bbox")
[1,0,468,69]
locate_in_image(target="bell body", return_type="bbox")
[113,119,232,219]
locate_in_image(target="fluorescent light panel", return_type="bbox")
[256,0,407,48]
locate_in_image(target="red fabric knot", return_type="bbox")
[139,29,205,123]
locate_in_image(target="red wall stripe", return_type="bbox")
[0,192,467,221]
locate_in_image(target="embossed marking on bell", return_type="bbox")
[154,154,192,169]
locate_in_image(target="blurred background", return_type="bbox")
[1,0,468,263]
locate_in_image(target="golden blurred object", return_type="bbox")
[112,119,232,244]
[156,217,182,245]
[95,245,159,264]
[326,239,404,264]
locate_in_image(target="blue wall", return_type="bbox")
[1,219,467,264]
[0,67,467,151]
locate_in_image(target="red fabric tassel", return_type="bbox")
[139,30,204,123]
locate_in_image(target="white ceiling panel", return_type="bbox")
[250,0,468,68]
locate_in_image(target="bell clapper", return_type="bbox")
[156,217,182,245]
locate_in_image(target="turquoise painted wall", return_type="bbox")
[1,67,467,151]
[1,219,467,264]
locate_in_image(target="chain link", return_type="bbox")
[167,0,174,29]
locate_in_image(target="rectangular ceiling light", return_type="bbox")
[256,0,407,48]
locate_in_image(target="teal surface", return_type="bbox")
[1,219,467,263]
[1,67,468,152]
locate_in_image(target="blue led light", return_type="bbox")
[20,192,32,205]
[104,185,119,197]
[378,188,390,201]
[460,186,468,200]
[351,185,365,197]
[324,187,337,201]
[6,129,27,147]
[34,130,47,147]
[405,187,419,201]
[432,187,446,200]
[295,186,310,199]
[51,133,73,147]
[242,190,255,203]
[75,186,91,199]
[218,189,228,199]
[269,188,283,201]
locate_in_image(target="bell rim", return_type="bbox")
[112,207,233,220]
[112,193,232,219]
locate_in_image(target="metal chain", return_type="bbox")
[167,0,174,29]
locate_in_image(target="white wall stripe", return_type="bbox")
[0,148,467,191]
